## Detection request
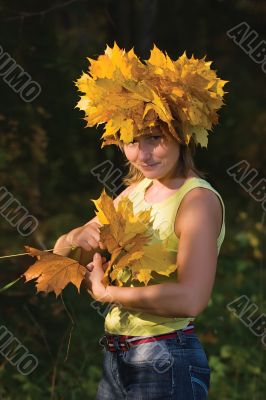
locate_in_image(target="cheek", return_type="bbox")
[155,144,179,163]
[123,146,138,162]
[154,145,170,159]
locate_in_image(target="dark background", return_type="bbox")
[0,1,265,398]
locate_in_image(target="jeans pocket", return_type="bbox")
[119,342,174,398]
[119,341,174,400]
[189,365,211,400]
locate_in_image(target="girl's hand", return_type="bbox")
[84,253,111,302]
[65,222,106,252]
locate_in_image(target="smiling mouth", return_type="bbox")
[140,163,158,167]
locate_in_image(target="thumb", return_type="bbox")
[93,252,102,264]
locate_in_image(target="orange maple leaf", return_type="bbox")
[23,246,87,297]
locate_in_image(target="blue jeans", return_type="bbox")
[96,331,211,399]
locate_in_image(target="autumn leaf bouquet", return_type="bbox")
[23,190,177,296]
[91,189,177,287]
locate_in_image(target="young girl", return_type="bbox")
[54,44,227,399]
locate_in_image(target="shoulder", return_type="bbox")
[175,186,223,239]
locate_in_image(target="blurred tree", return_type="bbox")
[0,1,265,398]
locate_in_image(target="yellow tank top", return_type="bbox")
[104,176,226,336]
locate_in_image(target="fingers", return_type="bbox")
[79,236,99,252]
[83,236,106,252]
[85,255,107,272]
[85,262,93,272]
[89,221,101,229]
[102,261,109,272]
[86,237,99,250]
[99,241,106,250]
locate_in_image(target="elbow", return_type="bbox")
[179,288,208,318]
[170,284,209,318]
[187,298,208,317]
[187,306,202,318]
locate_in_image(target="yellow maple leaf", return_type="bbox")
[120,119,135,143]
[129,242,177,285]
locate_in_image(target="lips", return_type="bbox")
[140,163,158,167]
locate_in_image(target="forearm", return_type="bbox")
[105,282,195,318]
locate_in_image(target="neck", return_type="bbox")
[149,169,197,189]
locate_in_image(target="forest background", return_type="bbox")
[0,0,265,399]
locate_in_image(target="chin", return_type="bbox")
[142,170,161,179]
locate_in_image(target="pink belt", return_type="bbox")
[99,321,195,352]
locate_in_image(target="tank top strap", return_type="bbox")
[128,177,225,251]
[170,177,226,250]
[137,177,152,192]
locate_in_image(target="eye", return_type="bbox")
[126,135,161,146]
[149,135,161,141]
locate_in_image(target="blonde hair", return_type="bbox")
[118,132,209,186]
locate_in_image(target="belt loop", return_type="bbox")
[113,336,121,351]
[176,330,186,345]
[124,340,130,350]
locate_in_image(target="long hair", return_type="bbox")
[118,134,209,187]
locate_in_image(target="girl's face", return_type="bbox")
[123,131,180,180]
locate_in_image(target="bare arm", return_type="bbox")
[105,188,222,317]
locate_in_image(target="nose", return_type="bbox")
[137,140,153,163]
